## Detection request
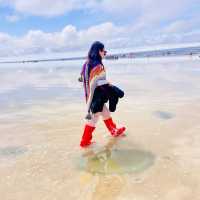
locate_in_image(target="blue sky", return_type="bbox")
[0,6,112,36]
[0,2,132,36]
[0,0,200,57]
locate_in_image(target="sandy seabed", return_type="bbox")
[0,56,200,200]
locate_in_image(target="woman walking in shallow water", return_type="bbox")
[79,41,126,148]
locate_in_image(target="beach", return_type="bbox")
[0,56,200,199]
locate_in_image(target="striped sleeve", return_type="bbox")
[86,64,106,112]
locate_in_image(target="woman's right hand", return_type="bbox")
[78,76,83,82]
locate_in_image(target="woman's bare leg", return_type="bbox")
[101,104,111,120]
[87,112,101,127]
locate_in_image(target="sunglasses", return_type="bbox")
[103,50,107,55]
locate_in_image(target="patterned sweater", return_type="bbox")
[81,61,108,114]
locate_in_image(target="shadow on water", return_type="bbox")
[153,110,175,120]
[0,146,28,158]
[77,137,155,175]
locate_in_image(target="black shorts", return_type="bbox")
[90,84,124,114]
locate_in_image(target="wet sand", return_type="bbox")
[0,56,200,199]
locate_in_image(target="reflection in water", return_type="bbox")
[78,137,155,200]
[0,58,199,199]
[78,137,155,175]
[92,175,125,200]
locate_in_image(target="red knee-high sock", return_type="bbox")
[80,124,95,147]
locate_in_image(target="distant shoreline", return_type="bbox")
[0,45,199,64]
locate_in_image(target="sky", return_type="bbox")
[0,0,200,58]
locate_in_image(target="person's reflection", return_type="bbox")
[81,137,121,173]
[80,137,125,200]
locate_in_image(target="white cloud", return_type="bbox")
[0,0,200,57]
[162,18,200,34]
[0,22,130,57]
[5,14,20,22]
[0,0,198,21]
[0,21,200,58]
[0,0,89,17]
[1,0,199,36]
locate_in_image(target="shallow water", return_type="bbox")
[0,56,200,199]
[78,147,155,174]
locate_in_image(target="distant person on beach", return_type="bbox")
[79,41,126,148]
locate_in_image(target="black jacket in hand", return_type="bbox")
[90,84,124,114]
